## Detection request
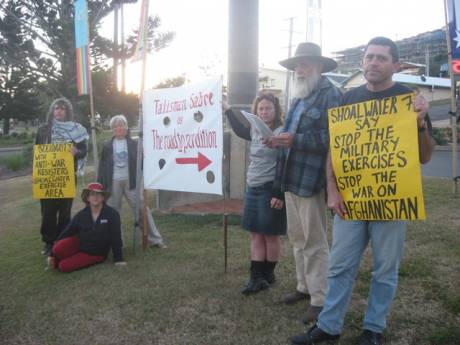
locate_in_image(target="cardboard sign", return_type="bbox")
[143,77,223,195]
[32,143,76,199]
[328,93,426,220]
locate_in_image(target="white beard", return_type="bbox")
[292,71,321,99]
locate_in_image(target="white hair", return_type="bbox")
[109,114,128,129]
[292,69,322,99]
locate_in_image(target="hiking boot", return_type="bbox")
[240,277,270,295]
[263,261,277,285]
[302,305,323,324]
[280,290,310,304]
[358,330,383,345]
[241,261,269,295]
[41,243,53,256]
[290,324,340,345]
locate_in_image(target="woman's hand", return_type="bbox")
[47,256,56,269]
[222,98,230,112]
[70,146,79,157]
[270,197,284,210]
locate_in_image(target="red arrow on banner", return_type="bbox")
[175,152,212,172]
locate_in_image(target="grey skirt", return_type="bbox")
[241,182,286,235]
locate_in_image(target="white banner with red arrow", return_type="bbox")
[143,77,223,195]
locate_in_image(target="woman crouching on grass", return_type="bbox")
[47,183,126,272]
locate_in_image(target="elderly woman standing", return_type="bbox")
[224,93,286,295]
[36,97,88,256]
[98,115,166,248]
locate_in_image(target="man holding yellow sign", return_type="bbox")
[290,37,434,345]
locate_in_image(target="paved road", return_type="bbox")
[422,148,460,178]
[1,144,459,179]
[0,147,23,159]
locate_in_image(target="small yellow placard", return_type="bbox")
[32,143,76,199]
[328,93,425,220]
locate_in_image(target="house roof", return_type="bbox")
[341,69,451,89]
[392,73,451,88]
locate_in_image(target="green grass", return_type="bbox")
[0,176,459,345]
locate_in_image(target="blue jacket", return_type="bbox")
[273,76,342,198]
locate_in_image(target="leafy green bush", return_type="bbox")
[22,144,34,163]
[0,132,35,146]
[2,154,27,171]
[432,128,448,145]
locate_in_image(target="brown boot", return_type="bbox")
[302,305,323,324]
[280,290,310,304]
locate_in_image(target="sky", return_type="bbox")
[101,0,446,93]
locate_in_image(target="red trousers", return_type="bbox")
[52,236,105,273]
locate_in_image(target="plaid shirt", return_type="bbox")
[273,76,342,198]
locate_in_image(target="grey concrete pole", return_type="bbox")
[228,0,259,111]
[227,0,259,200]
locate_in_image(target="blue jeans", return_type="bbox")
[317,216,406,334]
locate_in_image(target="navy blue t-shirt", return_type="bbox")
[343,83,432,132]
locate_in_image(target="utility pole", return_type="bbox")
[121,2,126,93]
[306,0,322,47]
[425,46,430,76]
[284,17,295,114]
[113,2,119,91]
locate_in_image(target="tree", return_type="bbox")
[0,0,42,134]
[154,75,188,89]
[0,0,175,122]
[84,68,139,127]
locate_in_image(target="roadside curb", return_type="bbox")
[434,144,458,152]
[0,146,24,153]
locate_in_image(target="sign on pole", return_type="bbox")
[32,144,76,199]
[74,0,92,95]
[143,77,223,195]
[328,94,426,220]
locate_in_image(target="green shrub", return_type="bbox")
[432,128,448,145]
[22,144,34,163]
[3,154,27,171]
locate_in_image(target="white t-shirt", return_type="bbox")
[112,138,129,181]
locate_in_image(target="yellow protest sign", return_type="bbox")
[328,93,425,220]
[32,143,76,199]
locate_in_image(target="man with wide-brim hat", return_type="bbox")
[47,182,126,273]
[279,42,337,73]
[265,42,342,323]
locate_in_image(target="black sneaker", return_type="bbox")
[358,330,382,345]
[41,243,53,256]
[290,324,340,345]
